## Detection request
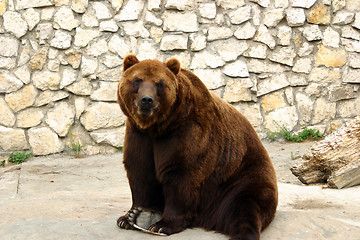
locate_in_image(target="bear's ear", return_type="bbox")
[123,54,140,72]
[166,58,181,75]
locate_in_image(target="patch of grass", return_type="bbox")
[117,146,124,152]
[267,122,324,143]
[8,151,33,164]
[1,160,5,167]
[67,125,83,157]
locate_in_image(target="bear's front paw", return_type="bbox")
[148,220,185,235]
[117,207,142,230]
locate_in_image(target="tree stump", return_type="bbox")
[291,115,360,189]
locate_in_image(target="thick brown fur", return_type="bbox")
[117,54,278,240]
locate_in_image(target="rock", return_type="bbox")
[190,51,213,69]
[333,11,355,25]
[227,6,251,25]
[249,0,270,8]
[90,126,126,147]
[309,67,341,83]
[269,46,296,67]
[115,0,143,21]
[189,33,206,51]
[48,59,60,72]
[65,78,92,96]
[264,106,298,132]
[34,90,69,107]
[32,70,61,90]
[291,0,316,8]
[148,0,160,11]
[261,92,286,113]
[65,49,82,69]
[343,67,360,83]
[28,127,64,155]
[5,84,37,112]
[40,7,55,20]
[15,0,53,10]
[307,4,331,25]
[60,67,78,89]
[348,53,360,68]
[17,108,44,128]
[207,26,232,41]
[22,8,40,31]
[29,48,47,70]
[0,35,19,57]
[285,8,305,27]
[315,45,346,67]
[275,0,288,8]
[305,83,322,97]
[81,56,97,77]
[295,92,313,124]
[74,28,101,48]
[102,54,122,68]
[216,0,245,10]
[341,38,360,52]
[90,81,118,102]
[302,24,323,41]
[145,11,162,26]
[50,30,72,49]
[108,35,131,58]
[234,22,256,40]
[0,71,24,93]
[341,25,360,40]
[234,102,263,127]
[244,44,267,59]
[46,101,75,137]
[192,69,225,90]
[71,0,88,13]
[3,11,28,38]
[36,23,53,44]
[54,7,79,31]
[211,39,248,62]
[99,20,118,32]
[74,96,89,120]
[163,12,198,32]
[165,0,189,10]
[122,21,150,38]
[328,85,355,102]
[0,0,5,15]
[346,0,360,11]
[0,56,16,69]
[247,59,288,74]
[0,126,29,151]
[160,34,188,51]
[86,39,108,57]
[91,1,112,20]
[288,74,307,86]
[82,12,99,27]
[80,102,126,131]
[298,42,314,57]
[337,98,360,118]
[199,2,216,19]
[223,59,249,77]
[109,0,123,11]
[254,25,276,49]
[223,78,253,103]
[0,97,16,127]
[311,98,336,124]
[322,27,340,48]
[264,9,285,28]
[332,0,346,12]
[257,74,289,96]
[277,26,292,46]
[353,13,360,30]
[292,57,313,74]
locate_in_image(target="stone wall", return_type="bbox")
[0,0,360,155]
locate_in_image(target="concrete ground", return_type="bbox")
[0,141,359,240]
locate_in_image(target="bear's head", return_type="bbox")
[118,54,181,130]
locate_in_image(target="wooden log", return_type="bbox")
[291,115,360,188]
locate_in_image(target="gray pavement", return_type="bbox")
[1,141,359,240]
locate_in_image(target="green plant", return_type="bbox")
[67,125,83,157]
[117,146,124,152]
[8,151,33,164]
[1,160,5,167]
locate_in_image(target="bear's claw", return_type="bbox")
[117,207,143,230]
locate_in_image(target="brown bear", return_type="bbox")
[116,54,278,240]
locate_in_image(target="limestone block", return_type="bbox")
[71,0,88,13]
[165,0,189,10]
[223,60,249,77]
[36,23,53,44]
[311,98,336,124]
[348,53,360,68]
[81,57,97,76]
[346,0,360,11]
[291,0,316,8]
[86,39,108,57]
[223,78,253,103]
[234,102,263,127]
[207,26,232,41]
[136,40,161,61]
[60,67,78,89]
[80,102,126,131]
[307,4,331,25]
[29,48,47,70]
[257,74,289,96]
[65,49,82,69]
[74,97,89,120]
[244,44,267,59]
[50,30,72,49]
[109,0,123,11]
[277,26,292,46]
[254,25,276,49]
[40,7,55,20]
[32,70,60,90]
[65,78,93,96]
[298,42,314,57]
[286,8,305,27]
[17,108,44,128]
[341,38,360,52]
[91,1,112,20]
[328,85,355,102]
[115,0,144,21]
[102,54,122,68]
[0,71,23,93]
[249,0,269,8]
[90,81,118,102]
[333,11,355,25]
[341,26,360,40]
[323,27,340,48]
[309,67,341,83]
[315,45,346,67]
[292,57,313,74]
[122,21,150,38]
[264,9,285,28]
[163,12,198,32]
[190,51,224,69]
[211,39,248,62]
[189,33,206,51]
[28,127,64,155]
[343,67,360,83]
[264,106,298,132]
[295,92,313,124]
[23,8,40,31]
[46,101,75,137]
[0,35,19,57]
[34,90,69,107]
[108,35,131,58]
[74,28,101,48]
[90,126,126,147]
[305,83,322,97]
[193,69,225,90]
[0,126,29,151]
[234,22,256,40]
[262,92,287,114]
[97,67,122,82]
[199,2,216,19]
[353,13,360,30]
[5,84,37,112]
[337,98,360,118]
[148,0,160,11]
[275,0,288,8]
[145,11,162,26]
[3,11,28,38]
[227,6,251,25]
[0,57,16,69]
[247,59,288,74]
[332,0,346,12]
[302,24,323,41]
[160,34,188,51]
[82,12,99,27]
[216,0,245,10]
[0,97,15,127]
[269,46,296,67]
[54,7,79,31]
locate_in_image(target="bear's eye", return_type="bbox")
[156,80,165,94]
[132,78,142,89]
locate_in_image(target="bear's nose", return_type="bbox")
[140,95,153,106]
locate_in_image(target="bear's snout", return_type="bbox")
[140,95,154,106]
